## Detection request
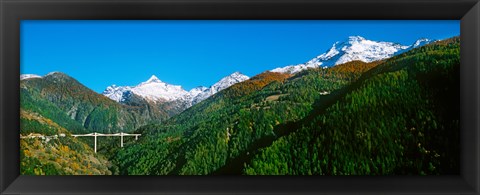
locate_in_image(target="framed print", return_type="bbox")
[1,0,479,194]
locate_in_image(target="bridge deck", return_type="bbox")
[71,132,141,153]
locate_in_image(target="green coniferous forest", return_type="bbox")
[20,36,460,175]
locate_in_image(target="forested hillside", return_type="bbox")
[20,109,112,175]
[20,72,168,133]
[114,37,459,175]
[19,36,460,176]
[19,72,170,174]
[114,60,385,175]
[245,37,460,175]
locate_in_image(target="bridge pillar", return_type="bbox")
[94,132,97,153]
[120,132,124,147]
[135,135,138,140]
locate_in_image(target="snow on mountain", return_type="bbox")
[102,72,249,107]
[102,85,131,102]
[20,74,42,80]
[412,38,433,48]
[186,86,209,105]
[130,75,189,102]
[269,63,322,76]
[103,75,189,103]
[188,86,209,97]
[271,36,434,74]
[189,72,250,104]
[210,72,250,94]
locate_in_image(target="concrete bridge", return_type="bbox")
[72,132,141,153]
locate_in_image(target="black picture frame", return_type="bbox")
[1,0,479,194]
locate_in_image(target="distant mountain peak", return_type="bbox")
[212,72,249,91]
[271,36,434,74]
[145,75,162,83]
[187,71,250,105]
[102,72,249,107]
[103,85,131,102]
[412,38,432,48]
[230,71,243,76]
[137,75,165,87]
[347,35,366,43]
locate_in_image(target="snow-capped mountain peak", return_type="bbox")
[101,75,188,103]
[412,38,432,48]
[347,35,366,43]
[102,85,131,102]
[131,76,187,102]
[144,75,162,84]
[230,71,246,77]
[271,36,434,74]
[210,72,250,94]
[102,72,250,108]
[188,72,250,105]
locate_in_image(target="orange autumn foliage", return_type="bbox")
[222,72,291,98]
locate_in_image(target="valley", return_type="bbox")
[19,36,460,175]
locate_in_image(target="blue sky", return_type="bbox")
[21,20,459,93]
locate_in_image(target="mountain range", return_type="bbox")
[103,36,434,108]
[271,36,433,74]
[113,36,460,175]
[102,72,250,108]
[21,36,433,115]
[19,35,460,176]
[20,35,435,133]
